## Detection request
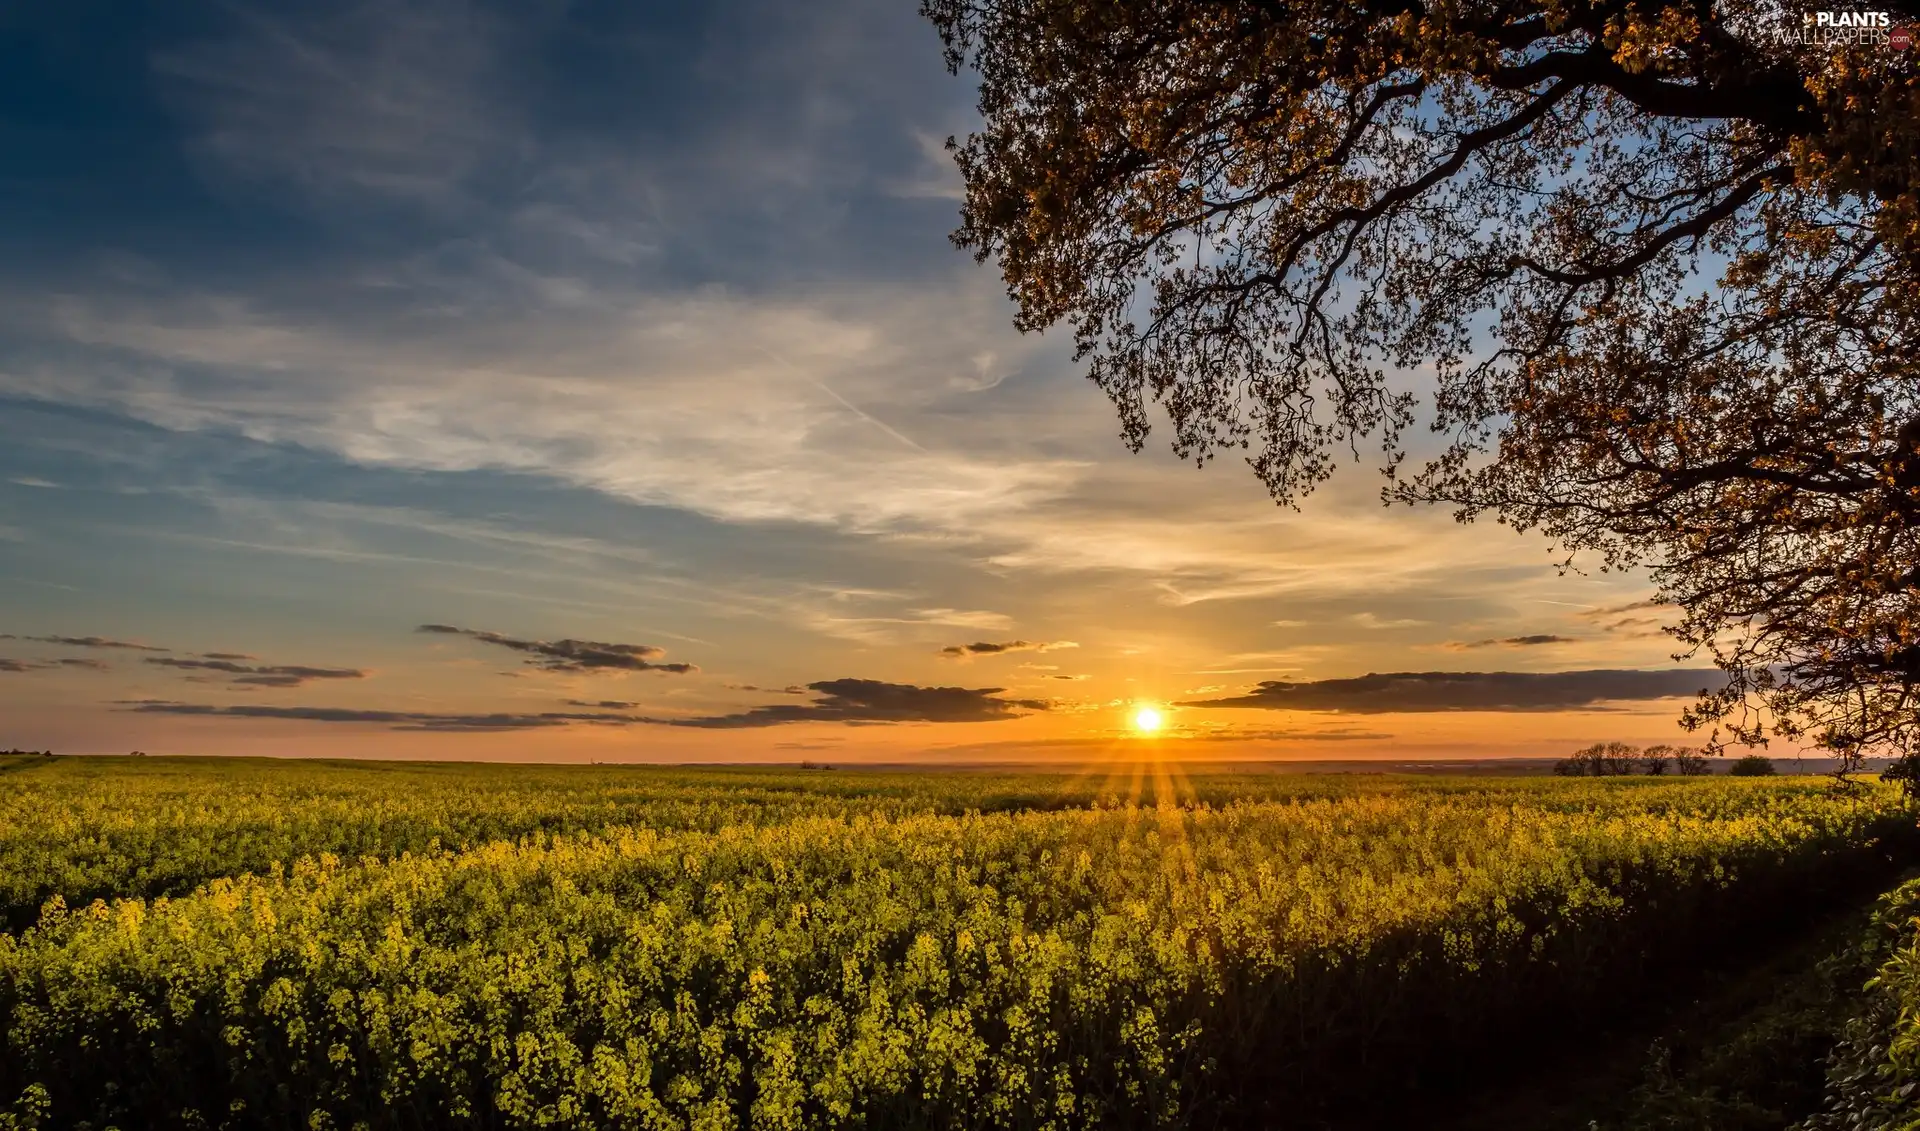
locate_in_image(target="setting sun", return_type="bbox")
[1131,705,1165,734]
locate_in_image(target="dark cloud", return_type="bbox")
[418,624,696,673]
[1046,674,1090,681]
[668,678,1051,728]
[726,684,808,695]
[115,678,1052,732]
[939,640,1078,659]
[0,634,169,652]
[1178,669,1725,714]
[0,656,111,672]
[199,651,257,661]
[117,700,647,732]
[1442,634,1577,651]
[145,657,367,688]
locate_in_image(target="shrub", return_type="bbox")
[1729,755,1779,777]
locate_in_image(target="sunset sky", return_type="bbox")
[0,0,1731,762]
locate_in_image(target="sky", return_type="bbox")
[0,0,1732,764]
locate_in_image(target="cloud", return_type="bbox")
[0,656,116,673]
[1440,634,1577,651]
[117,700,645,732]
[882,129,967,201]
[113,677,1047,732]
[152,0,515,210]
[665,678,1051,728]
[417,624,695,673]
[1178,669,1724,714]
[1578,599,1678,639]
[1350,613,1426,630]
[938,639,1078,659]
[725,684,808,695]
[1,634,169,652]
[1585,599,1671,617]
[564,698,639,709]
[144,657,368,688]
[14,286,1078,547]
[1046,674,1090,681]
[199,651,258,661]
[798,604,1021,646]
[1185,727,1392,742]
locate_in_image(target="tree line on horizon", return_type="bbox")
[1550,741,1779,777]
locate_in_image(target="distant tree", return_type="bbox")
[1670,746,1713,776]
[1728,754,1779,777]
[926,0,1920,784]
[1554,741,1643,776]
[1641,747,1671,776]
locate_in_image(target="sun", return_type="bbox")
[1131,704,1165,734]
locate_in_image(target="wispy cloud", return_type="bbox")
[116,675,1053,732]
[1,634,169,652]
[938,639,1078,660]
[1439,634,1576,651]
[145,657,368,688]
[1578,599,1677,640]
[152,0,516,210]
[417,624,696,673]
[118,699,641,732]
[0,657,113,673]
[795,602,1018,645]
[1350,612,1426,630]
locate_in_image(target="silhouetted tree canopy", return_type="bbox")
[926,0,1920,774]
[1553,740,1645,775]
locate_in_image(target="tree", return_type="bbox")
[1553,740,1643,775]
[1668,745,1713,776]
[1641,747,1670,775]
[926,1,1920,778]
[1728,754,1779,776]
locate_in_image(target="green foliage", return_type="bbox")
[1570,878,1907,1131]
[1798,881,1920,1131]
[1729,756,1780,778]
[0,761,1910,1129]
